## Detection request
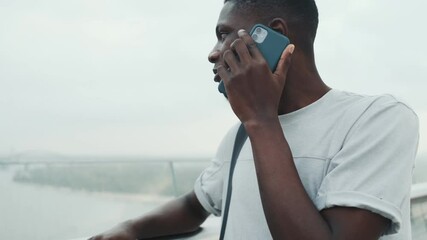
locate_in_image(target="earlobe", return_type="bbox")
[268,18,289,37]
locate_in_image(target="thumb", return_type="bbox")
[274,44,295,81]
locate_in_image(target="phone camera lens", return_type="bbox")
[252,34,258,41]
[256,27,262,34]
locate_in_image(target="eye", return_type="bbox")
[215,25,232,42]
[219,32,228,41]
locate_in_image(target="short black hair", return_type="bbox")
[224,0,319,50]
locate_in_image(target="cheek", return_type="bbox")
[209,34,238,63]
[220,38,237,57]
[224,33,238,49]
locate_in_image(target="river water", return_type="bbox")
[0,166,170,240]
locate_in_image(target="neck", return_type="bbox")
[278,49,330,115]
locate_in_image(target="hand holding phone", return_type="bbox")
[218,24,290,97]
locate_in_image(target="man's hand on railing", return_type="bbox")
[87,191,210,240]
[89,220,138,240]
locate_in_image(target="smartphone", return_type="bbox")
[218,24,290,97]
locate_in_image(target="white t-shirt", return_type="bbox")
[194,89,419,239]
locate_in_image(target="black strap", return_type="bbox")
[219,124,248,240]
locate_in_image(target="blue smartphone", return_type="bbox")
[218,24,290,97]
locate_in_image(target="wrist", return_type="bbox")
[120,219,143,238]
[243,116,281,134]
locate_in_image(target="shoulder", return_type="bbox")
[332,89,418,124]
[323,90,419,151]
[332,91,420,152]
[355,92,418,127]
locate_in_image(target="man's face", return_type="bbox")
[208,2,258,83]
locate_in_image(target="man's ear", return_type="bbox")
[268,18,289,37]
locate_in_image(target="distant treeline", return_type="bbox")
[9,154,427,195]
[13,161,209,196]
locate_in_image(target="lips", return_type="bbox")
[214,73,221,82]
[213,69,221,82]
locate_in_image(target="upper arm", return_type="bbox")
[184,190,211,222]
[321,207,390,240]
[314,100,418,236]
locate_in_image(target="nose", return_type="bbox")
[208,49,220,63]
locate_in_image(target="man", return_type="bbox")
[91,0,419,239]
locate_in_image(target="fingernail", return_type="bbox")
[238,29,246,36]
[289,44,295,54]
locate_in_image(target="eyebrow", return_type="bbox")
[215,24,233,35]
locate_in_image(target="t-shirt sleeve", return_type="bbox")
[194,123,240,216]
[314,98,419,235]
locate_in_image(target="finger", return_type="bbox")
[237,29,263,59]
[274,44,295,78]
[223,50,239,73]
[216,64,231,83]
[230,38,251,64]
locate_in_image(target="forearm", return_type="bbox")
[244,118,331,240]
[126,191,210,239]
[90,187,209,240]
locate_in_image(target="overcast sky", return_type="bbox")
[0,0,426,159]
